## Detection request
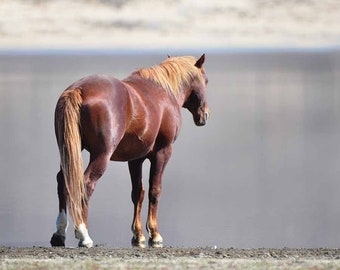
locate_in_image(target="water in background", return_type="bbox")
[1,50,340,248]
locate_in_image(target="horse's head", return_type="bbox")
[183,54,210,126]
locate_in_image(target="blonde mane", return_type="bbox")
[135,56,203,95]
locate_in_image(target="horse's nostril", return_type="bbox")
[204,112,209,121]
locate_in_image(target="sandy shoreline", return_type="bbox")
[1,247,340,269]
[2,246,340,260]
[1,0,340,50]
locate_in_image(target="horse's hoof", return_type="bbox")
[75,223,93,248]
[50,233,65,247]
[78,239,93,248]
[131,235,146,248]
[148,234,163,248]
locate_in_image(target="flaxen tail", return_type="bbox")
[55,88,85,226]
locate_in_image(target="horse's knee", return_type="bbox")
[131,185,145,204]
[149,187,161,204]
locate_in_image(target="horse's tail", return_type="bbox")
[55,88,85,226]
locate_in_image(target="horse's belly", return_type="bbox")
[110,133,153,161]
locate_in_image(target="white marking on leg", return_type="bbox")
[56,209,68,237]
[75,223,93,248]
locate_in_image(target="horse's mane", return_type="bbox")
[135,56,202,95]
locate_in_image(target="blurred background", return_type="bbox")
[1,0,340,49]
[1,0,340,248]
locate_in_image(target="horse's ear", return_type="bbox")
[195,54,205,68]
[167,54,171,58]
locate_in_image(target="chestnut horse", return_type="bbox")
[50,54,209,248]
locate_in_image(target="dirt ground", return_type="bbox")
[1,247,340,269]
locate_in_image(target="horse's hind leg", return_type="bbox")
[129,158,146,247]
[51,170,69,247]
[74,152,111,248]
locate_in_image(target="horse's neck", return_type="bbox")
[175,86,192,107]
[124,73,188,107]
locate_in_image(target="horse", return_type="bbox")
[50,54,209,248]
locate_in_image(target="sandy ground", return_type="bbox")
[1,247,340,269]
[1,0,340,49]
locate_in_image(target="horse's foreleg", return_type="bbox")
[147,146,172,247]
[51,170,68,247]
[129,158,146,247]
[74,152,111,248]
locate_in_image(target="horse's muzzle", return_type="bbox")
[195,107,210,126]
